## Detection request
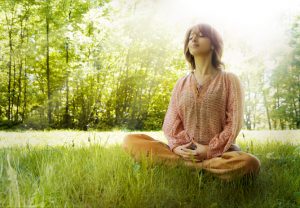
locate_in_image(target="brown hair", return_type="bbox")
[184,23,225,71]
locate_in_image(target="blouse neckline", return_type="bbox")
[190,69,222,91]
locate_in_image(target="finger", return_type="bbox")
[183,153,200,161]
[181,148,196,153]
[182,148,198,155]
[194,143,202,148]
[194,144,205,151]
[180,150,197,157]
[180,152,194,158]
[182,142,193,147]
[178,146,194,153]
[191,154,203,160]
[180,151,195,158]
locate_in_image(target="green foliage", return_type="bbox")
[0,0,188,131]
[0,0,299,131]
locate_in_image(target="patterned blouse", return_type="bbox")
[162,69,245,159]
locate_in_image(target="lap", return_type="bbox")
[123,133,260,166]
[124,133,242,155]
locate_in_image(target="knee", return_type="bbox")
[122,133,145,150]
[244,154,261,175]
[122,133,136,149]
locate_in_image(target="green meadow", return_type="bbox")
[0,131,300,207]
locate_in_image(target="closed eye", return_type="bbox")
[189,33,204,40]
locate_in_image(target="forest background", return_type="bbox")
[0,0,299,131]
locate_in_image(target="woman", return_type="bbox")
[122,23,261,182]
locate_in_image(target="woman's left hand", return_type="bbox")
[183,141,209,162]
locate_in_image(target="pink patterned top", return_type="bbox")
[162,69,245,159]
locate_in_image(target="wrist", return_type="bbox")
[202,145,209,159]
[206,146,212,159]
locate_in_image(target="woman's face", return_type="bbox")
[188,27,212,56]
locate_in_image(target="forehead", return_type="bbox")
[190,27,202,34]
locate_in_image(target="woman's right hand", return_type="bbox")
[173,142,198,161]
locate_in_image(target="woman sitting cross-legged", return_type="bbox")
[122,23,261,182]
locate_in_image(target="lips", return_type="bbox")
[192,44,199,47]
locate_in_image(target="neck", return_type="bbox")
[193,52,215,75]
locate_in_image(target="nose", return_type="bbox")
[191,36,199,44]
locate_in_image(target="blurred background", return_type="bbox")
[0,0,299,131]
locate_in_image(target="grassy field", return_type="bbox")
[1,129,300,148]
[0,131,300,207]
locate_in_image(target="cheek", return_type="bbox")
[198,40,211,48]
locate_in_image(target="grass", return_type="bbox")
[0,138,300,207]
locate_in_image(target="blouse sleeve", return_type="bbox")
[162,77,191,152]
[206,72,245,159]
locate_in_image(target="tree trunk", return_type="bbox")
[6,13,13,121]
[16,18,24,122]
[263,89,272,130]
[46,14,52,125]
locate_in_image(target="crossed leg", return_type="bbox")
[122,133,261,182]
